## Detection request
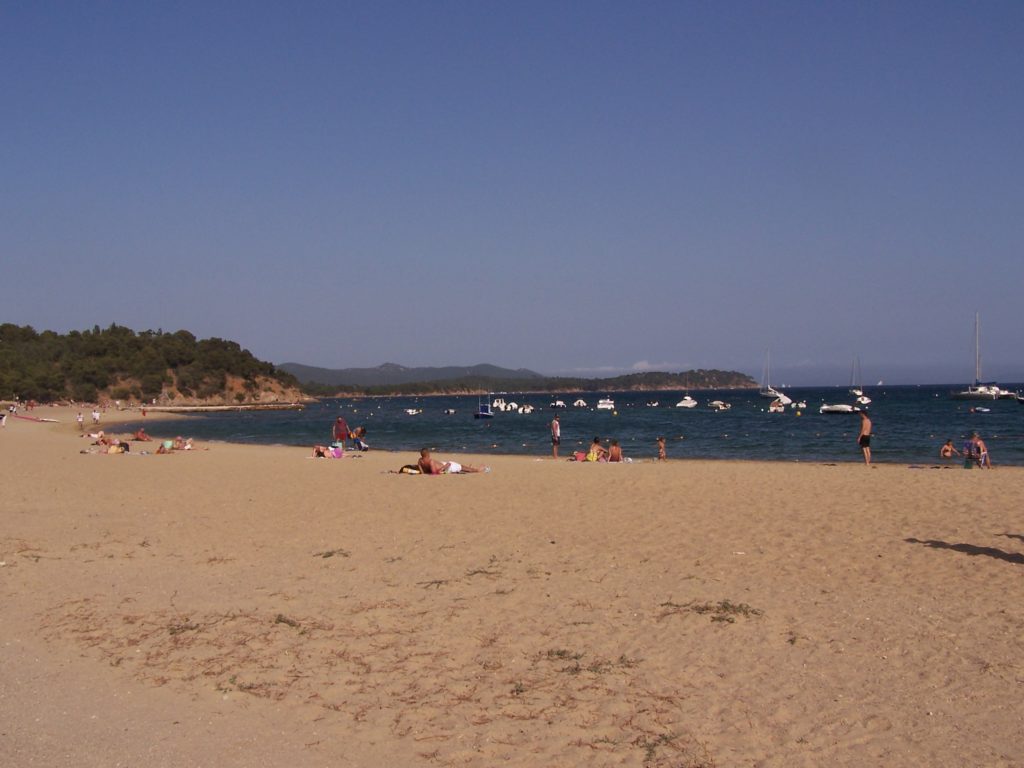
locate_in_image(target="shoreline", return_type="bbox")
[24,402,1017,468]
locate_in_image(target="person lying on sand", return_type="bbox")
[417,448,488,474]
[312,444,345,459]
[133,428,152,441]
[388,464,422,474]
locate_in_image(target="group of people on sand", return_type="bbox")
[83,430,192,455]
[551,415,632,463]
[940,433,992,468]
[313,417,371,458]
[574,436,625,463]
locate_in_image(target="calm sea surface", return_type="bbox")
[120,386,1024,466]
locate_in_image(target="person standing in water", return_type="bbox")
[858,411,872,465]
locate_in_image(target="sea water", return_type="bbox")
[120,385,1024,466]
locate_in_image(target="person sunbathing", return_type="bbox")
[133,428,152,441]
[312,444,344,458]
[417,448,487,474]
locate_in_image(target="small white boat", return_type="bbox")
[405,408,422,415]
[492,397,509,412]
[708,400,731,411]
[596,398,615,410]
[646,401,659,407]
[517,404,535,414]
[768,400,785,414]
[550,400,567,409]
[572,398,587,407]
[675,396,698,409]
[819,403,860,414]
[443,408,457,415]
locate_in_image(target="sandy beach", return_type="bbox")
[2,406,1022,767]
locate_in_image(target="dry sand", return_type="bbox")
[2,406,1022,767]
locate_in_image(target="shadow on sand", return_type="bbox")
[905,537,1024,565]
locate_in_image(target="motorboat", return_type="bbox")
[708,400,731,411]
[405,408,423,415]
[572,398,587,407]
[768,399,785,414]
[646,401,659,407]
[819,403,860,414]
[474,395,493,419]
[443,408,456,415]
[675,396,698,409]
[517,404,535,414]
[596,398,615,410]
[491,397,509,412]
[550,400,567,409]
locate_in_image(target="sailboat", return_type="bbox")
[849,357,871,405]
[951,314,1012,400]
[760,349,791,406]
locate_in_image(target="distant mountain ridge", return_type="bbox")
[279,361,757,395]
[279,362,545,387]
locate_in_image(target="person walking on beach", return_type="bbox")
[550,414,561,459]
[76,412,84,431]
[91,408,101,426]
[332,416,349,449]
[858,411,872,465]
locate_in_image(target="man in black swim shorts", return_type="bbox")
[550,414,561,460]
[858,411,872,465]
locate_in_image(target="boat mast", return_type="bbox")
[974,312,981,384]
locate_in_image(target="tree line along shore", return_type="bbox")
[0,323,755,406]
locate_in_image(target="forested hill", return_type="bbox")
[0,324,305,405]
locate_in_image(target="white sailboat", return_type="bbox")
[759,349,787,401]
[849,357,871,405]
[951,313,1011,400]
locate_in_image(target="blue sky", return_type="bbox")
[3,1,1022,385]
